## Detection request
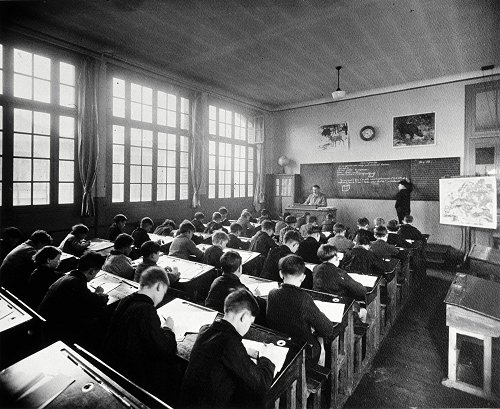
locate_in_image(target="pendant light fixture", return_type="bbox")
[332,66,346,99]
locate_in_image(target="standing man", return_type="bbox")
[303,185,327,206]
[395,179,413,224]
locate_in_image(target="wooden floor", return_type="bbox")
[344,269,497,408]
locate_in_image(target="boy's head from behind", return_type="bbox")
[374,225,388,239]
[333,223,346,235]
[78,251,105,279]
[212,212,222,222]
[140,217,154,231]
[212,231,229,248]
[403,215,414,224]
[230,223,242,235]
[283,230,301,253]
[261,220,275,235]
[285,215,297,226]
[71,224,89,238]
[220,250,242,276]
[357,217,369,229]
[30,230,53,249]
[140,240,161,262]
[223,289,259,336]
[114,233,135,254]
[308,215,318,225]
[218,207,228,217]
[373,217,385,227]
[279,254,305,284]
[194,212,205,221]
[139,266,170,306]
[317,244,338,264]
[178,221,195,235]
[387,219,399,232]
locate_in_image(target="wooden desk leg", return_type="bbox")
[484,336,492,398]
[447,327,458,383]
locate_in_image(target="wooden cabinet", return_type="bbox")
[266,174,301,217]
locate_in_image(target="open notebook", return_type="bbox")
[241,339,288,377]
[314,300,345,323]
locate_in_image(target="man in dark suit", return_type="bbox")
[296,225,322,264]
[398,215,424,242]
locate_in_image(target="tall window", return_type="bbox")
[111,75,190,203]
[0,44,77,207]
[208,105,255,199]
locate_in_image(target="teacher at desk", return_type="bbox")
[395,178,413,224]
[303,184,327,206]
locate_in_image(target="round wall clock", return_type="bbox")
[360,126,376,141]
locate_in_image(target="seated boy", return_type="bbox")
[295,212,309,230]
[103,266,179,403]
[132,217,154,249]
[203,231,229,269]
[266,254,334,363]
[180,289,275,408]
[278,215,297,244]
[227,223,250,250]
[236,210,254,238]
[373,217,385,229]
[296,225,322,264]
[108,214,127,242]
[38,251,108,348]
[299,215,318,239]
[257,209,271,224]
[204,212,228,234]
[274,212,290,236]
[218,206,231,226]
[398,215,424,242]
[342,235,389,276]
[0,230,52,301]
[191,212,206,233]
[370,226,400,259]
[328,223,354,252]
[102,233,135,280]
[59,224,91,257]
[386,219,411,247]
[169,221,204,261]
[134,240,180,284]
[321,213,335,233]
[154,219,177,236]
[249,220,277,257]
[0,227,23,264]
[353,217,376,242]
[205,251,247,312]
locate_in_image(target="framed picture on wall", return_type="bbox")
[393,112,435,147]
[319,122,349,150]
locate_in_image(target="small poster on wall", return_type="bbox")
[393,112,435,147]
[319,122,349,150]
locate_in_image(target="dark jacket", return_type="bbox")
[328,234,355,252]
[249,231,277,257]
[205,273,248,312]
[203,245,224,269]
[296,237,321,264]
[204,221,228,235]
[38,270,108,347]
[398,224,424,242]
[313,262,366,301]
[59,234,89,257]
[107,223,123,242]
[395,183,413,215]
[27,265,63,309]
[267,284,334,363]
[370,239,400,260]
[131,227,151,249]
[227,234,250,250]
[179,319,275,408]
[103,293,178,402]
[353,229,376,242]
[0,240,37,301]
[191,219,206,233]
[169,235,204,260]
[342,246,389,275]
[387,232,411,248]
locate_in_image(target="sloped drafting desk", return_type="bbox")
[442,273,500,403]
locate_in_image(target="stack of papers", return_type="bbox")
[314,300,345,323]
[347,273,377,288]
[157,299,218,341]
[242,339,288,376]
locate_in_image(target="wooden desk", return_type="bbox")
[442,273,500,403]
[164,298,307,409]
[148,233,175,246]
[284,205,337,224]
[88,271,139,306]
[468,243,500,282]
[88,238,114,256]
[196,244,261,265]
[0,341,173,409]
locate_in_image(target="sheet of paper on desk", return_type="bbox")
[88,241,113,252]
[157,298,217,341]
[0,299,14,321]
[246,281,279,297]
[304,262,317,271]
[347,273,377,288]
[157,257,206,280]
[241,339,288,376]
[314,300,345,323]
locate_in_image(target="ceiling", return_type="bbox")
[2,0,499,110]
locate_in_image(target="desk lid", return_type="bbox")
[445,273,500,322]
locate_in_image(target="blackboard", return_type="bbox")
[300,157,460,201]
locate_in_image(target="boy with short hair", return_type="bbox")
[191,212,206,233]
[373,217,385,229]
[342,235,389,275]
[295,212,310,230]
[154,219,177,236]
[236,210,254,238]
[132,217,154,249]
[274,212,290,235]
[296,225,322,264]
[261,230,301,283]
[205,251,247,312]
[180,289,275,408]
[102,233,135,280]
[321,213,335,233]
[328,223,354,252]
[249,220,277,256]
[370,226,400,259]
[108,214,127,241]
[299,215,318,239]
[169,221,204,261]
[266,254,334,363]
[103,266,179,402]
[59,224,91,257]
[203,231,229,269]
[218,207,231,226]
[279,215,297,244]
[353,217,376,242]
[386,219,410,247]
[205,212,228,234]
[134,240,180,284]
[226,223,250,250]
[398,215,424,241]
[257,209,271,224]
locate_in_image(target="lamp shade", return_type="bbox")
[278,156,290,167]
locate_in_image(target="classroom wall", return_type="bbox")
[266,80,478,248]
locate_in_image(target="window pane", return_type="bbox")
[167,134,176,149]
[158,132,167,149]
[60,116,74,138]
[181,98,189,113]
[157,185,166,201]
[131,102,141,121]
[14,109,32,132]
[143,131,153,147]
[34,55,51,79]
[113,98,125,117]
[143,105,152,123]
[142,167,152,183]
[209,155,215,169]
[158,91,166,108]
[167,168,176,183]
[130,184,141,202]
[130,165,141,183]
[180,152,188,167]
[158,151,167,167]
[14,74,32,99]
[142,184,151,201]
[13,183,31,205]
[180,136,189,151]
[113,125,125,144]
[143,148,152,165]
[208,185,215,199]
[143,87,152,104]
[14,133,32,157]
[34,78,50,103]
[32,183,49,205]
[59,183,73,204]
[180,168,188,183]
[14,158,32,180]
[130,129,141,146]
[33,159,50,181]
[167,111,176,127]
[34,135,50,158]
[112,184,124,202]
[181,113,189,130]
[14,49,32,75]
[209,120,216,135]
[59,161,73,181]
[113,78,125,98]
[167,150,176,164]
[157,167,166,183]
[131,83,141,102]
[113,164,124,183]
[209,170,215,183]
[60,62,75,85]
[113,145,125,163]
[166,184,175,200]
[167,94,176,110]
[60,84,74,107]
[179,185,188,200]
[157,109,166,126]
[34,112,50,134]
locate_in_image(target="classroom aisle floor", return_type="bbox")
[344,269,497,408]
